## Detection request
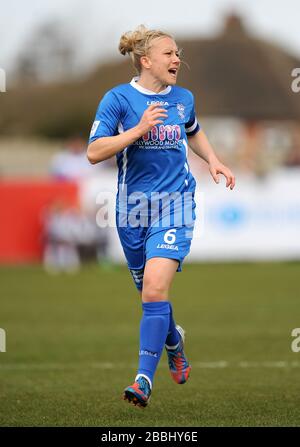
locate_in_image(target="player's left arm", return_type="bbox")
[188,129,236,190]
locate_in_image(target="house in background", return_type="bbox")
[178,15,300,175]
[0,14,299,177]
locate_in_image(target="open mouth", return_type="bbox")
[168,68,177,76]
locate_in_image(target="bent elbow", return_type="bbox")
[87,144,101,164]
[86,152,97,164]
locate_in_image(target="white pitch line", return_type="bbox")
[0,361,300,371]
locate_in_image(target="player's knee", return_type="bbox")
[142,281,168,302]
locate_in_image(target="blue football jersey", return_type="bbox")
[89,76,200,214]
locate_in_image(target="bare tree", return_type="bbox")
[14,20,77,84]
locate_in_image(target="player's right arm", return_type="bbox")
[87,101,167,164]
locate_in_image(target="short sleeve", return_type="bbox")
[88,91,122,144]
[185,94,200,137]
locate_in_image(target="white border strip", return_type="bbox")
[118,122,128,191]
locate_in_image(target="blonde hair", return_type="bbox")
[119,24,175,74]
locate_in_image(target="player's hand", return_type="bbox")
[208,157,236,190]
[136,104,168,135]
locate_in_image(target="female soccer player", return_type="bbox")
[87,25,235,407]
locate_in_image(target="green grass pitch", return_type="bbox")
[0,262,300,426]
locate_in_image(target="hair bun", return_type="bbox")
[119,31,135,55]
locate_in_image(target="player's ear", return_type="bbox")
[140,55,151,70]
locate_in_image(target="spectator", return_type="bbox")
[50,135,97,180]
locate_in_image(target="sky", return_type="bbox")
[1,0,300,75]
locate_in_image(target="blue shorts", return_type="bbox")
[116,210,195,291]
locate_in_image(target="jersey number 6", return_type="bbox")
[164,229,177,244]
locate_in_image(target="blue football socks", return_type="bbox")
[165,301,180,349]
[137,301,170,388]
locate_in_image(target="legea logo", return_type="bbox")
[0,328,6,352]
[147,101,169,106]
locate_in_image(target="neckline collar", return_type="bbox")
[130,76,171,95]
